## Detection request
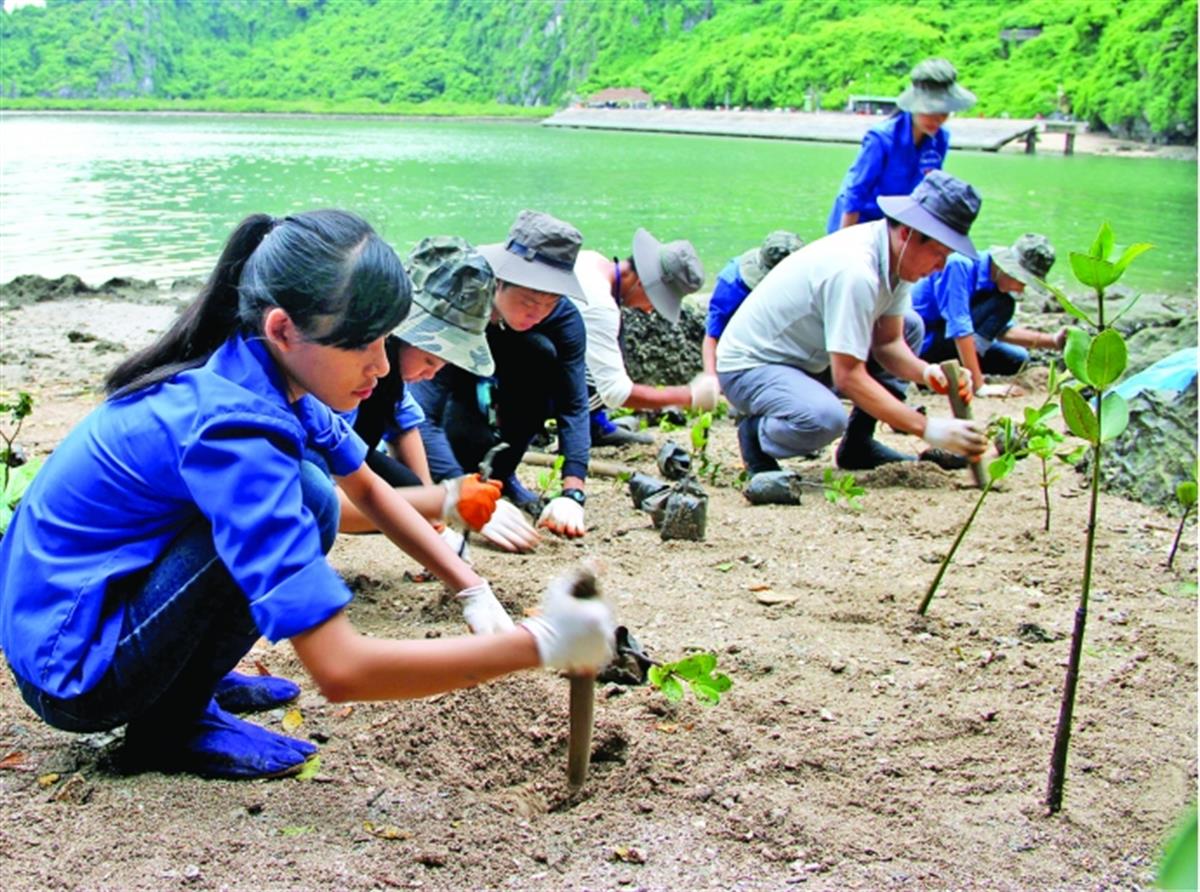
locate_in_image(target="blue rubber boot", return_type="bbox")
[213,671,301,714]
[124,699,317,779]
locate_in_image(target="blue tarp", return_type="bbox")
[1113,348,1198,401]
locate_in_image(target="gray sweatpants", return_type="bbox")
[718,310,924,459]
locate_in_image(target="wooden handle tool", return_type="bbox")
[939,360,987,489]
[566,566,599,793]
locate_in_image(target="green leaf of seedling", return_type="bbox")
[647,665,667,687]
[988,453,1015,482]
[711,672,733,693]
[1177,481,1198,509]
[1089,222,1115,261]
[689,679,722,705]
[716,562,734,572]
[1063,328,1093,386]
[693,652,716,675]
[1069,252,1118,291]
[1027,435,1058,458]
[1058,444,1088,465]
[1112,242,1153,279]
[672,655,704,680]
[295,755,321,781]
[1061,386,1099,444]
[1086,329,1127,389]
[1042,279,1096,328]
[660,675,684,702]
[1098,391,1130,443]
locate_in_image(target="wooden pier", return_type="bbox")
[543,107,1078,154]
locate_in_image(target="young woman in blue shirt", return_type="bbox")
[0,210,614,780]
[827,58,976,233]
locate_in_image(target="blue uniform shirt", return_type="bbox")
[0,334,366,699]
[911,252,996,352]
[826,112,949,234]
[705,258,752,339]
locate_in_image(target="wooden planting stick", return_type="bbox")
[521,451,634,479]
[566,566,600,792]
[939,359,987,489]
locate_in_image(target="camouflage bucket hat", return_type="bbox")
[632,228,704,324]
[897,58,977,115]
[990,233,1056,298]
[394,235,496,376]
[738,229,804,289]
[476,209,586,301]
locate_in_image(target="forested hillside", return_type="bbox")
[1,0,1194,141]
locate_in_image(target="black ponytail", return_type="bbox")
[105,210,411,399]
[105,214,275,398]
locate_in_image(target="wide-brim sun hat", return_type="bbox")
[989,233,1056,298]
[395,235,496,376]
[877,169,982,259]
[739,229,804,289]
[632,228,705,325]
[897,57,977,115]
[476,209,586,301]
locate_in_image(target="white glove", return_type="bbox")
[689,373,720,411]
[480,499,541,553]
[538,496,586,538]
[519,571,616,671]
[438,525,470,563]
[922,364,949,392]
[455,581,514,634]
[923,416,988,457]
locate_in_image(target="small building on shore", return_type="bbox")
[587,87,653,109]
[845,94,897,115]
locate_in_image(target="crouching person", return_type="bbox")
[0,210,615,780]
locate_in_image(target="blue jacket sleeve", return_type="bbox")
[550,304,591,482]
[936,260,977,340]
[409,373,465,481]
[840,132,888,215]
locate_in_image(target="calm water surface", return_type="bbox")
[1,113,1195,295]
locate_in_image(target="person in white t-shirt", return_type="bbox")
[571,229,716,446]
[716,170,989,504]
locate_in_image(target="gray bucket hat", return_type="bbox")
[631,228,705,324]
[897,58,977,115]
[877,169,982,258]
[738,230,804,289]
[990,233,1056,298]
[477,209,585,301]
[394,235,496,376]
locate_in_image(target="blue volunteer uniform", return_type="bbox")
[0,334,366,699]
[705,258,753,340]
[826,111,949,234]
[911,252,1027,374]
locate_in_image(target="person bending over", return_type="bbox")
[412,210,592,540]
[0,210,614,780]
[573,227,714,447]
[717,171,990,504]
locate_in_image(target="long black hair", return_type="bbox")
[105,210,411,398]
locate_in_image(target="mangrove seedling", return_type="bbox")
[1167,463,1197,570]
[535,453,565,501]
[823,468,865,510]
[917,425,1017,615]
[0,392,41,536]
[689,410,722,484]
[1040,221,1150,814]
[647,652,732,706]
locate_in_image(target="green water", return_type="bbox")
[1,112,1195,295]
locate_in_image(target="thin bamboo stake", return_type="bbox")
[939,359,987,489]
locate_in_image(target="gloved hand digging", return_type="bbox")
[538,494,586,538]
[481,499,541,552]
[455,581,515,634]
[923,363,972,403]
[520,570,616,671]
[923,416,988,457]
[441,473,503,531]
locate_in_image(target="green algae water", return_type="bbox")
[1,112,1195,296]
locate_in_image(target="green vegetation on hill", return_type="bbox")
[1,0,1194,141]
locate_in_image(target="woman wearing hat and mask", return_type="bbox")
[827,58,976,234]
[912,233,1066,394]
[340,236,540,554]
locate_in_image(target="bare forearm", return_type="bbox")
[701,335,718,376]
[1001,326,1056,350]
[839,211,860,230]
[624,382,692,409]
[834,360,927,437]
[872,339,926,383]
[393,430,434,486]
[293,617,539,701]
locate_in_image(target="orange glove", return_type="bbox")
[442,474,503,532]
[923,364,972,404]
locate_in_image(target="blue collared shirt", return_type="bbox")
[0,334,366,698]
[826,112,950,233]
[705,258,752,339]
[911,252,995,351]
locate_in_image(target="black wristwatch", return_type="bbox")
[561,487,587,507]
